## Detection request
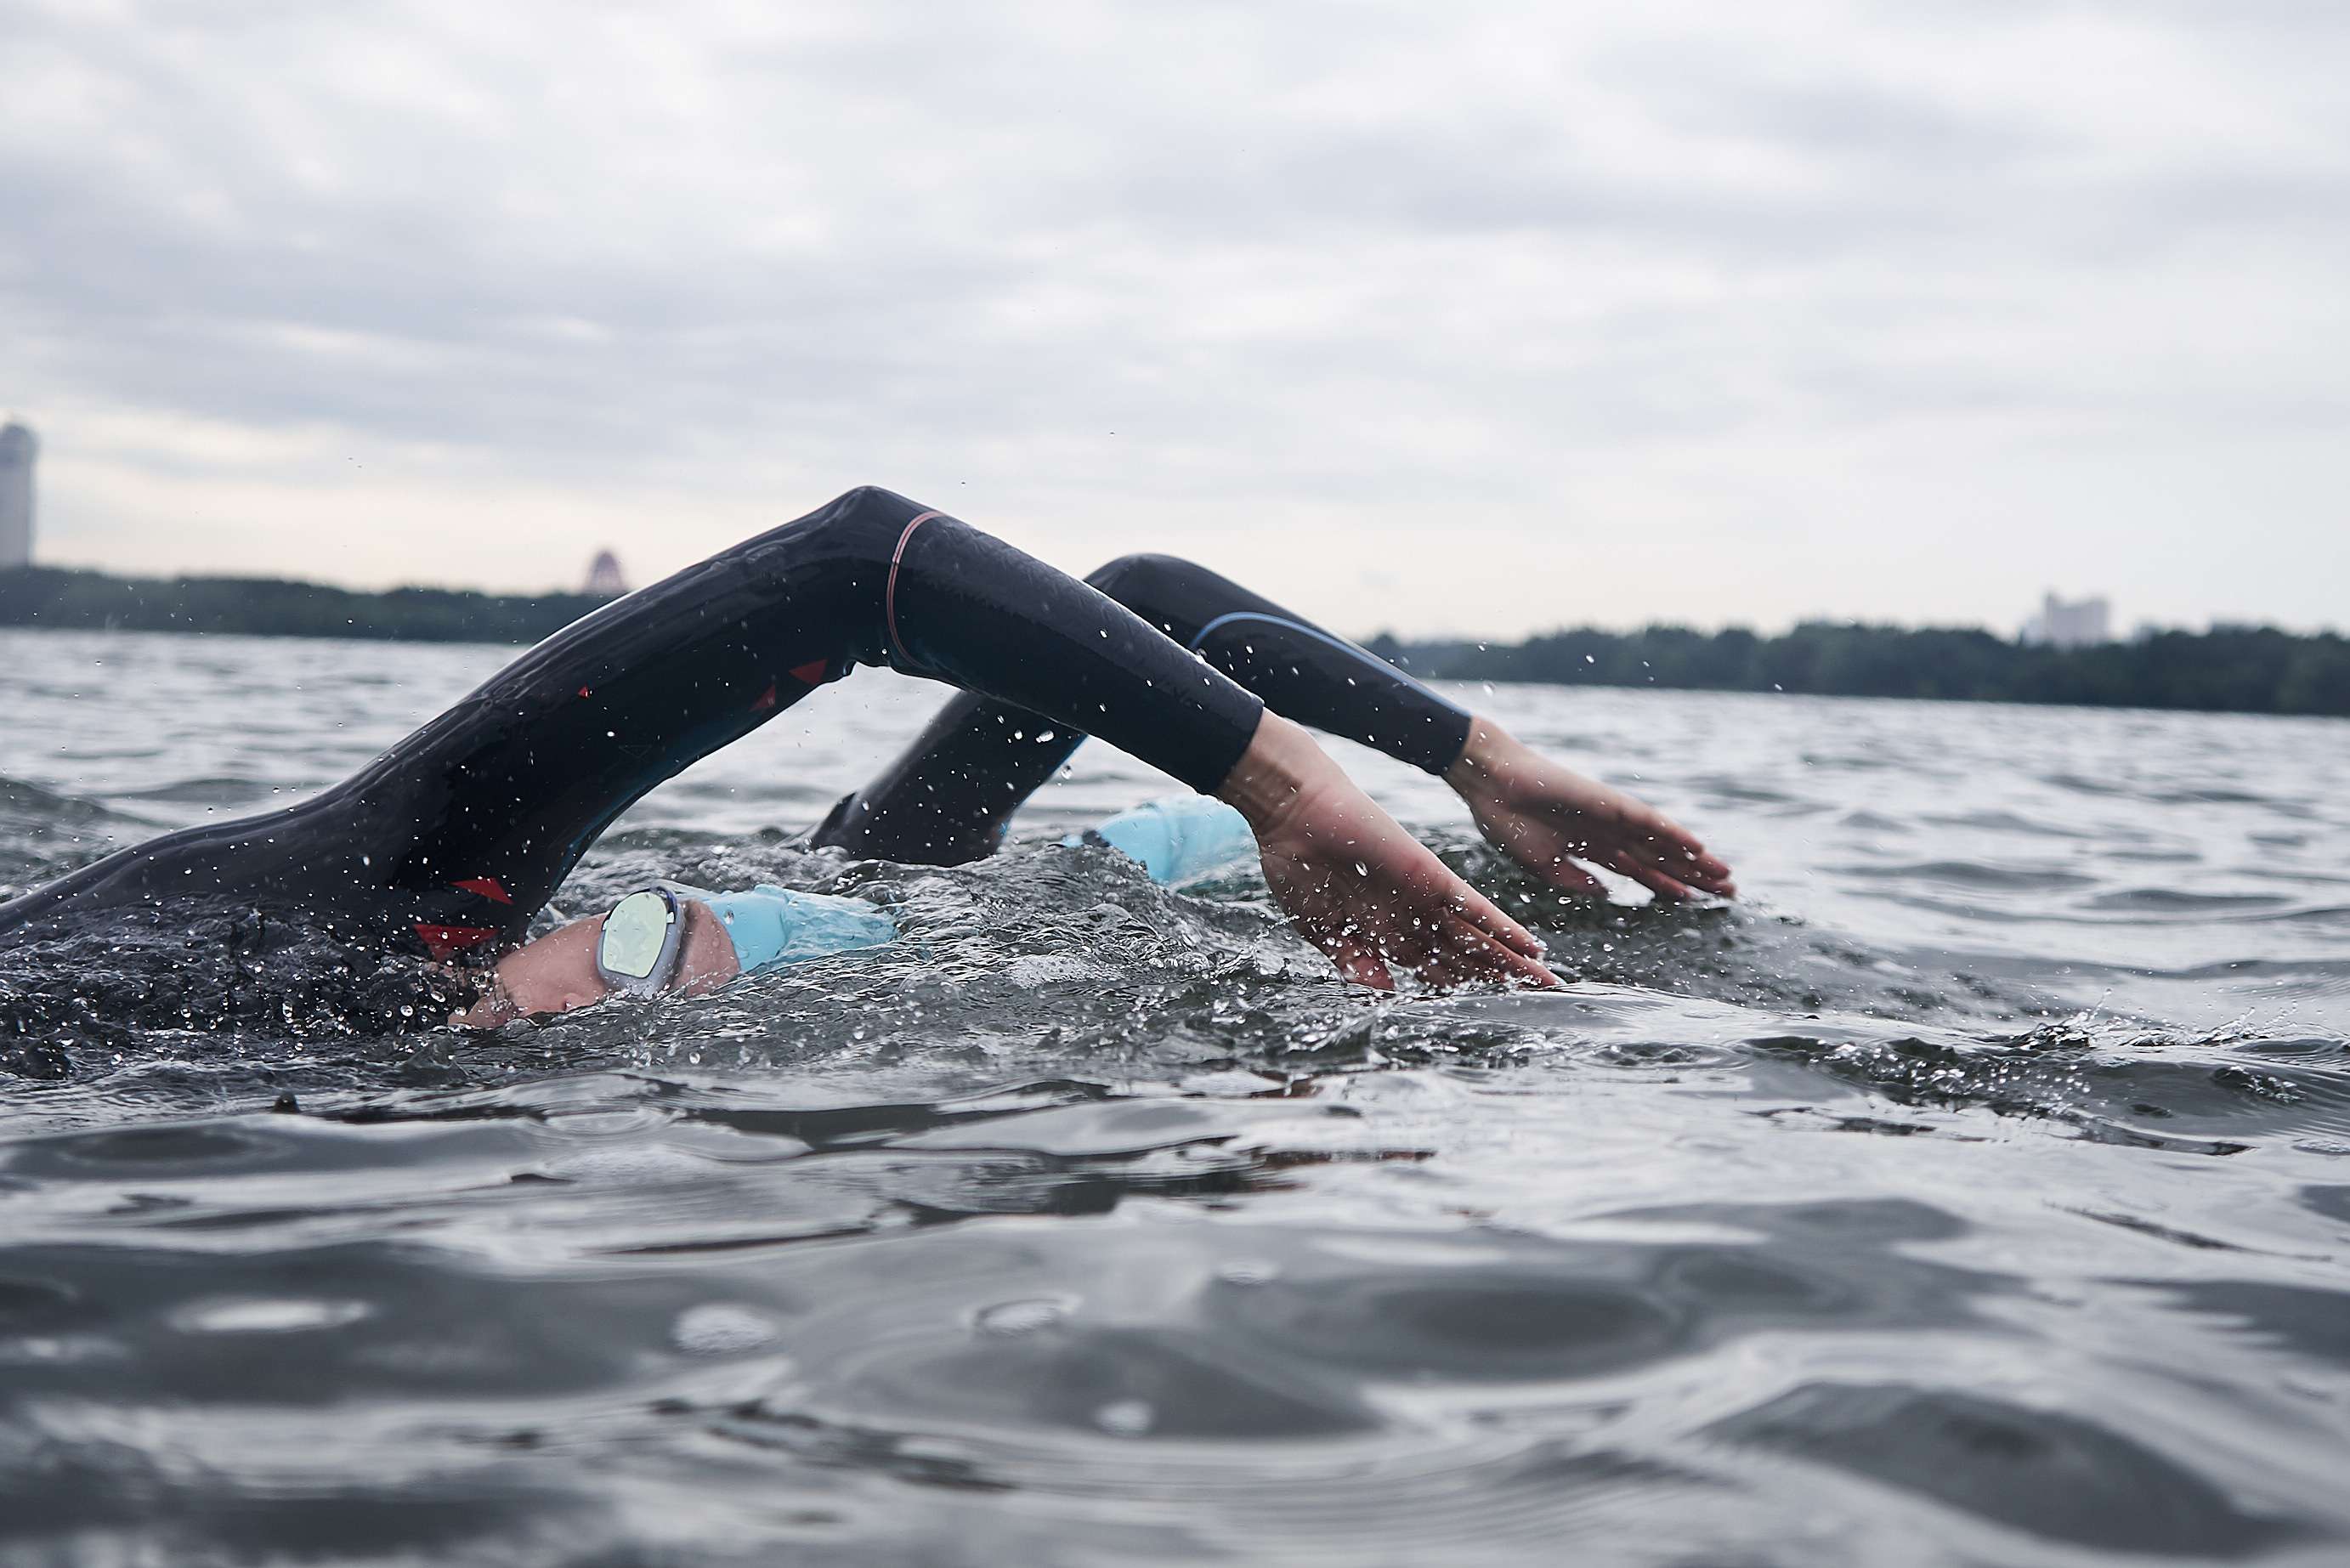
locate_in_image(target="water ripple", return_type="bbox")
[1,631,2347,1563]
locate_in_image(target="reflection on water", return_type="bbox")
[2,627,2347,1565]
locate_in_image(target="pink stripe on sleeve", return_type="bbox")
[885,510,943,666]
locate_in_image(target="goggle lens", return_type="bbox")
[601,892,675,979]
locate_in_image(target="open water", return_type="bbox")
[2,626,2347,1566]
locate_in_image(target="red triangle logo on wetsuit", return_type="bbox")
[451,876,512,904]
[415,923,500,960]
[790,659,831,686]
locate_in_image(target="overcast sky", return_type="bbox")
[3,0,2344,638]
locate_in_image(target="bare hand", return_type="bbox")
[1447,720,1735,903]
[1220,714,1559,991]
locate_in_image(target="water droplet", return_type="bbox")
[173,1297,371,1333]
[1095,1399,1154,1435]
[974,1297,1068,1337]
[672,1303,782,1355]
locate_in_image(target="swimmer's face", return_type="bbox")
[449,899,741,1027]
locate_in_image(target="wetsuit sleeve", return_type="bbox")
[372,487,1269,931]
[881,519,1263,795]
[1102,554,1471,774]
[0,487,1270,954]
[815,552,1470,864]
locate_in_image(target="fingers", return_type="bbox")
[1325,935,1396,990]
[1430,893,1558,987]
[1685,846,1735,881]
[1285,900,1399,991]
[1303,890,1555,992]
[1444,880,1547,959]
[1622,810,1736,897]
[1460,920,1560,988]
[1613,853,1699,903]
[1646,818,1735,891]
[1492,789,1736,902]
[1407,915,1557,990]
[1657,845,1735,893]
[1657,860,1734,897]
[1260,796,1563,991]
[1549,846,1726,903]
[1537,858,1609,897]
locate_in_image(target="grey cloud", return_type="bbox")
[0,0,2343,630]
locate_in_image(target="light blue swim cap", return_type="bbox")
[1073,795,1256,886]
[690,798,1249,976]
[702,884,898,974]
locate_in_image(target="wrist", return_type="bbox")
[1444,715,1520,795]
[1215,710,1328,832]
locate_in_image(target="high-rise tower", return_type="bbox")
[583,549,627,597]
[0,422,33,570]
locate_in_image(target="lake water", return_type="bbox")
[3,626,2347,1566]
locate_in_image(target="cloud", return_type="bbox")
[2,0,2344,634]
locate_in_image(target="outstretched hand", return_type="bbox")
[1447,720,1735,903]
[1219,714,1557,991]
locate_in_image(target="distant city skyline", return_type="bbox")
[3,3,2345,639]
[0,410,2149,644]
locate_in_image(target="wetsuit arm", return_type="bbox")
[816,552,1471,863]
[3,486,1562,1005]
[876,518,1265,795]
[134,486,1272,949]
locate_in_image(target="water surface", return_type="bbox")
[3,627,2346,1565]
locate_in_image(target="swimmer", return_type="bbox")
[449,794,1263,1026]
[0,488,1730,1025]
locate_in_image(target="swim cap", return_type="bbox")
[701,885,897,974]
[1073,795,1256,886]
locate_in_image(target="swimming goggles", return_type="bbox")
[595,887,687,995]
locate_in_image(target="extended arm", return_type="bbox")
[813,547,1732,903]
[397,486,1546,986]
[3,488,1557,997]
[329,490,1285,933]
[813,552,1473,863]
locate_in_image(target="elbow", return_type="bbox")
[1086,553,1196,641]
[822,484,915,529]
[763,484,938,563]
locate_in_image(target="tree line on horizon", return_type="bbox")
[0,565,614,647]
[1368,620,2349,719]
[0,563,2340,719]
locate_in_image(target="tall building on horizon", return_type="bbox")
[2020,592,2112,648]
[0,421,34,571]
[584,548,628,597]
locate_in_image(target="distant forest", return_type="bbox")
[1369,623,2350,719]
[1,565,2342,719]
[0,566,612,645]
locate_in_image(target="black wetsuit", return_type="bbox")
[0,487,1470,962]
[814,552,1471,863]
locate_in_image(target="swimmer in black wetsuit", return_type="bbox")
[0,487,1731,1022]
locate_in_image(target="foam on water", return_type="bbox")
[2,628,2347,1566]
